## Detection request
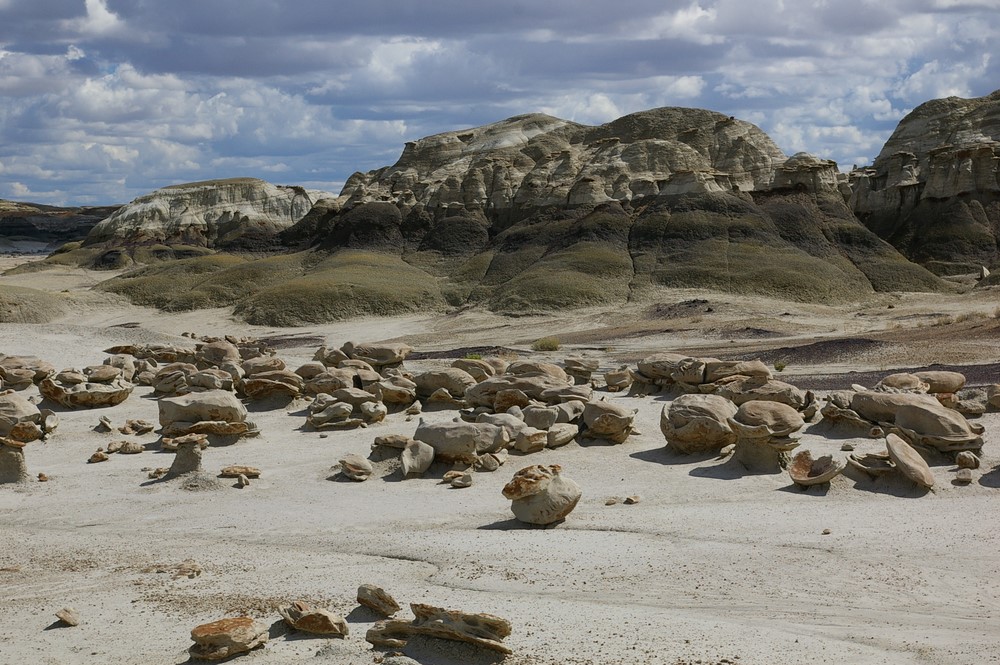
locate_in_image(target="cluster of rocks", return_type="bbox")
[187,583,511,660]
[648,352,990,489]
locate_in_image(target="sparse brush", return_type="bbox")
[531,336,561,352]
[463,353,483,360]
[773,361,787,372]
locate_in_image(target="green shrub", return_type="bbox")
[531,336,561,351]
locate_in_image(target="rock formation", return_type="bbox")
[365,603,512,654]
[189,617,268,661]
[502,464,582,525]
[85,177,330,251]
[94,106,947,325]
[851,90,1000,274]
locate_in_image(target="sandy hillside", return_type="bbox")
[1,263,999,665]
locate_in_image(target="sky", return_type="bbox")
[1,0,998,206]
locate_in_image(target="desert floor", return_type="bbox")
[1,262,999,665]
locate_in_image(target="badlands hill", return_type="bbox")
[0,199,119,251]
[51,106,949,325]
[851,90,1000,275]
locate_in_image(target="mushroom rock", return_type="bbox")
[0,437,29,483]
[581,400,637,444]
[885,433,934,489]
[0,390,44,440]
[278,600,348,636]
[660,393,738,454]
[728,401,804,472]
[503,464,582,525]
[189,616,269,661]
[366,603,512,654]
[166,439,203,478]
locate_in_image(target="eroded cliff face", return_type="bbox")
[338,108,820,223]
[851,91,1000,274]
[0,200,120,250]
[84,178,330,249]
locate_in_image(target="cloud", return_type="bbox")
[0,0,997,204]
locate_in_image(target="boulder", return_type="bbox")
[546,423,578,448]
[366,603,512,654]
[339,454,374,481]
[581,400,636,444]
[400,439,435,477]
[660,394,739,454]
[39,373,133,409]
[341,341,413,369]
[279,600,348,636]
[238,369,302,399]
[503,464,581,525]
[885,433,935,489]
[196,340,242,367]
[787,450,844,487]
[158,390,248,429]
[506,360,569,383]
[414,420,508,464]
[703,359,772,384]
[874,373,930,393]
[357,584,401,617]
[414,368,476,398]
[189,616,268,661]
[241,356,285,376]
[451,358,496,382]
[914,370,966,394]
[893,401,983,452]
[0,391,43,440]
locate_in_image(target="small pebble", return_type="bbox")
[605,497,619,506]
[624,495,640,505]
[237,474,250,488]
[88,451,109,464]
[840,442,855,452]
[955,468,973,484]
[822,529,832,535]
[37,473,49,482]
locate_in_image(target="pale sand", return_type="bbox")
[1,264,1000,665]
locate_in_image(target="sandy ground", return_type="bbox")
[2,262,1000,665]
